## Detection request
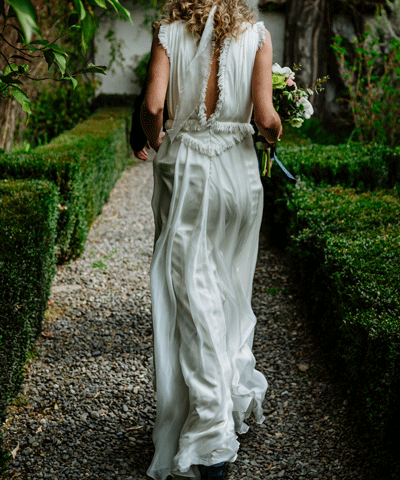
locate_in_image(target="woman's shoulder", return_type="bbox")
[158,20,188,57]
[237,21,268,50]
[159,19,187,35]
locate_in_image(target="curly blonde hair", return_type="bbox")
[157,0,255,48]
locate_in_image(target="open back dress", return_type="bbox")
[148,8,268,480]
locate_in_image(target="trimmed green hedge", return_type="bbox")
[0,152,83,262]
[262,143,400,245]
[0,180,59,471]
[261,143,400,474]
[288,185,400,470]
[0,107,131,474]
[0,107,131,262]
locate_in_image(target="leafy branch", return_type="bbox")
[0,0,132,113]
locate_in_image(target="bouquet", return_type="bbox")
[257,64,328,178]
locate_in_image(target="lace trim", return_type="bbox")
[177,129,251,157]
[213,122,254,135]
[255,21,266,50]
[158,23,171,59]
[198,34,232,127]
[198,36,216,127]
[209,36,232,125]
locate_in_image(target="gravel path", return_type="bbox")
[2,159,375,480]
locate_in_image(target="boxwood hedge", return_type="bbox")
[262,143,400,245]
[0,107,131,473]
[0,180,59,470]
[0,107,131,262]
[288,185,400,469]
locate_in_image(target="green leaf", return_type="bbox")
[81,63,107,74]
[10,86,31,113]
[48,43,68,55]
[0,74,22,85]
[81,11,98,53]
[106,0,132,22]
[7,0,40,42]
[43,49,55,69]
[73,0,86,21]
[4,63,19,76]
[53,51,66,74]
[17,64,29,73]
[92,0,107,7]
[30,39,50,46]
[63,74,78,89]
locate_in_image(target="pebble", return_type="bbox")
[2,158,377,479]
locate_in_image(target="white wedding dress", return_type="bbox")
[148,9,268,480]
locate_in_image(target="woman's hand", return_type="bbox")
[265,123,283,146]
[135,148,148,161]
[154,131,166,152]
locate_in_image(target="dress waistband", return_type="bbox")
[165,119,254,136]
[164,119,255,157]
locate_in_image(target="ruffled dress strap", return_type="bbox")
[158,23,171,59]
[255,21,266,50]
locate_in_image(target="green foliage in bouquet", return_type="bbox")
[257,64,328,177]
[271,64,328,129]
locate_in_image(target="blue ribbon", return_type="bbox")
[271,145,296,180]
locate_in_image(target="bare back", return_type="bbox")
[204,53,220,120]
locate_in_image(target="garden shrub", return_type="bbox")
[23,80,96,149]
[0,151,84,262]
[288,185,400,459]
[262,143,400,245]
[332,25,400,147]
[298,118,348,145]
[0,179,59,469]
[0,107,131,262]
[0,107,131,472]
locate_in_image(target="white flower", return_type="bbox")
[290,118,304,128]
[272,63,295,80]
[298,96,314,119]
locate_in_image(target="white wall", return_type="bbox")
[94,1,286,95]
[247,0,286,65]
[94,3,154,95]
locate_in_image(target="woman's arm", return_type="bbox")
[252,29,282,144]
[140,27,170,151]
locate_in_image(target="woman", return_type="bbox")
[140,1,282,479]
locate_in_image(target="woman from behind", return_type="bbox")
[140,1,282,479]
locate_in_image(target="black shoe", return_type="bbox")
[199,465,208,480]
[207,462,225,479]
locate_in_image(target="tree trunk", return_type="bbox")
[284,0,329,108]
[283,0,385,128]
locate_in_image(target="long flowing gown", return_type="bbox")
[147,9,268,480]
